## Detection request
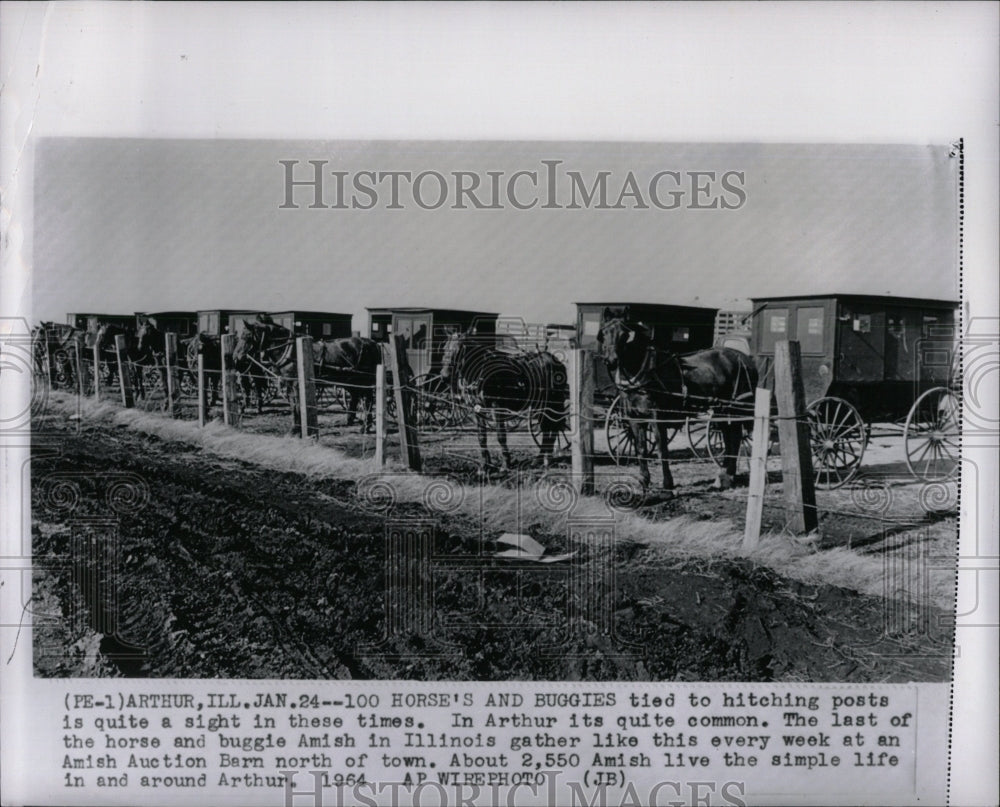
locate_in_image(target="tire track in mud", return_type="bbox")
[31,418,953,681]
[31,422,392,678]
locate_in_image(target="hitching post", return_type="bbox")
[742,386,772,550]
[568,348,595,495]
[164,333,178,416]
[113,334,134,408]
[374,363,386,468]
[389,335,421,471]
[197,354,206,427]
[774,340,818,534]
[296,336,319,439]
[220,333,238,427]
[92,341,102,400]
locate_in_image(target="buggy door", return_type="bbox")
[395,314,432,376]
[836,304,885,383]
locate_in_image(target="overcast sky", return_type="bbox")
[33,139,959,329]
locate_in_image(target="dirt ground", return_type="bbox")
[31,401,955,682]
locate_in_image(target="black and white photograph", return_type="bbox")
[26,139,962,684]
[1,4,996,807]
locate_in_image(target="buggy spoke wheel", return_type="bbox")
[806,397,867,489]
[904,387,960,481]
[413,374,454,429]
[704,413,763,469]
[529,403,571,454]
[686,415,718,460]
[606,394,656,464]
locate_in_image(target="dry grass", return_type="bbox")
[42,392,952,610]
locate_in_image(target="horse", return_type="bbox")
[185,332,222,413]
[232,320,385,435]
[134,319,173,403]
[596,306,758,493]
[439,330,567,472]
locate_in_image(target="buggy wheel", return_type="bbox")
[412,374,452,428]
[904,387,960,481]
[529,402,571,454]
[686,414,725,461]
[806,396,867,489]
[178,369,196,397]
[702,399,761,468]
[52,350,72,387]
[143,365,164,393]
[263,377,281,404]
[605,394,660,464]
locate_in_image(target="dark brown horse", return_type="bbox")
[439,330,567,472]
[134,320,172,403]
[597,307,757,492]
[185,332,222,412]
[232,321,384,435]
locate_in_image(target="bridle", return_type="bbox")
[600,318,681,394]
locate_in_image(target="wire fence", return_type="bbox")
[35,331,958,530]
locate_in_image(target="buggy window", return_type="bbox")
[760,308,788,353]
[672,326,690,343]
[579,311,601,346]
[796,306,825,354]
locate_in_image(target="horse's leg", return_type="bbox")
[540,411,556,468]
[362,389,374,434]
[345,388,357,427]
[497,415,512,471]
[657,418,675,493]
[133,364,145,400]
[476,412,492,472]
[715,420,739,490]
[633,420,651,489]
[287,377,301,436]
[255,377,265,414]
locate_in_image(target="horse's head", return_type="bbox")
[439,330,465,380]
[231,321,260,365]
[95,324,112,351]
[597,306,651,373]
[135,320,160,358]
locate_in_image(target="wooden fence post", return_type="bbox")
[41,328,52,386]
[296,336,319,439]
[774,340,818,534]
[568,348,595,495]
[92,341,102,400]
[197,354,206,427]
[388,335,421,471]
[374,363,387,467]
[114,334,134,408]
[742,387,772,550]
[164,333,178,417]
[220,333,239,427]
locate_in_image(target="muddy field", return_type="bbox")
[31,396,955,682]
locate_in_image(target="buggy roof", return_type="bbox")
[366,307,499,318]
[267,310,353,319]
[749,293,958,308]
[575,301,718,312]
